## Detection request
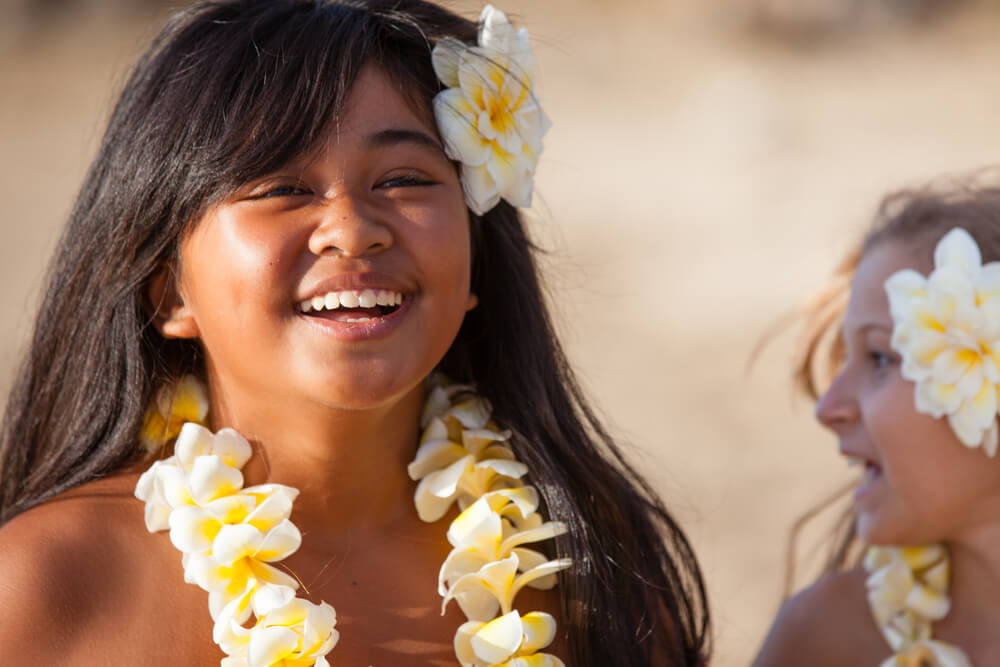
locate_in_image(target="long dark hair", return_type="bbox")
[792,177,1000,581]
[0,1,710,663]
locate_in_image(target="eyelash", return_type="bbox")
[248,185,310,200]
[377,174,435,189]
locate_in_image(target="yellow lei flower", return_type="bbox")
[135,375,570,667]
[140,374,210,452]
[864,545,970,667]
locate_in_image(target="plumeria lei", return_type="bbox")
[409,377,571,666]
[134,375,569,666]
[885,227,1000,456]
[432,5,550,215]
[864,545,970,667]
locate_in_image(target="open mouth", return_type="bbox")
[846,455,883,487]
[298,289,404,323]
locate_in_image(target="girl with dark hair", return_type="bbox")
[0,1,709,665]
[754,178,1000,666]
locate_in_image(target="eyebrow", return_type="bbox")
[367,128,445,154]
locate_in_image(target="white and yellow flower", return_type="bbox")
[140,374,210,451]
[885,227,1000,456]
[432,5,550,215]
[408,392,526,522]
[454,610,565,667]
[216,595,339,667]
[410,376,571,666]
[865,545,969,666]
[135,423,338,667]
[439,493,566,596]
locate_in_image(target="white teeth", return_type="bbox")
[358,289,377,308]
[339,291,360,308]
[298,289,404,314]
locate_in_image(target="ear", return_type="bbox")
[466,292,479,312]
[147,264,200,340]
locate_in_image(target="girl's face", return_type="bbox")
[816,240,1000,545]
[169,65,475,412]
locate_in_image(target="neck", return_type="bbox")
[937,525,1000,643]
[206,377,426,535]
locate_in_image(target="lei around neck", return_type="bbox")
[134,376,570,667]
[864,545,970,667]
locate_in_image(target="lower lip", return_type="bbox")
[296,297,412,342]
[853,465,883,503]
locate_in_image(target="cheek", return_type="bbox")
[181,213,304,333]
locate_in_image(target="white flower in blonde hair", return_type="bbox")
[431,5,550,215]
[885,227,1000,456]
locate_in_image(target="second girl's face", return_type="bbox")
[172,66,474,413]
[816,240,1000,545]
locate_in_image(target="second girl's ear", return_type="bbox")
[146,264,200,340]
[466,292,479,312]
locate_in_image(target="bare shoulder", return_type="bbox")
[752,569,888,666]
[0,473,203,664]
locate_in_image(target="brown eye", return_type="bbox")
[869,351,896,370]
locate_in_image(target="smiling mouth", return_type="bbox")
[298,289,404,322]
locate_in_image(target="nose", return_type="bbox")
[815,370,858,432]
[307,193,393,257]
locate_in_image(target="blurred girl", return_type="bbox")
[755,180,1000,666]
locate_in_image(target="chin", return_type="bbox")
[306,368,427,411]
[856,511,937,548]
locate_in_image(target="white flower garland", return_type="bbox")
[885,227,1000,456]
[431,5,550,215]
[864,545,970,667]
[134,376,569,667]
[409,377,570,666]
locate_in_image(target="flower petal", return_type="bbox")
[934,227,982,277]
[248,626,300,667]
[470,610,523,663]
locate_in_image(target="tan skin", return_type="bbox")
[754,240,1000,666]
[0,66,564,665]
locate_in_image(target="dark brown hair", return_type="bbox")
[0,1,709,663]
[793,176,1000,577]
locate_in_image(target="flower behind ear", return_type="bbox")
[886,227,1000,456]
[432,5,551,215]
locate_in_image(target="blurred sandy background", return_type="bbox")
[4,0,1000,663]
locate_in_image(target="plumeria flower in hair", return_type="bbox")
[885,227,1000,456]
[432,5,551,215]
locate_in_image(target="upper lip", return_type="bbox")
[296,272,414,303]
[839,445,879,466]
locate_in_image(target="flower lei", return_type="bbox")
[885,227,1000,456]
[431,5,550,216]
[134,375,569,667]
[864,545,970,667]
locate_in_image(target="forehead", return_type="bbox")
[845,241,928,329]
[333,65,438,139]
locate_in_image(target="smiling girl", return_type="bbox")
[0,1,709,666]
[754,182,1000,666]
